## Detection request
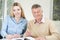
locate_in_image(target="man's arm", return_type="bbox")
[45,21,60,40]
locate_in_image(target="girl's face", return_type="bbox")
[13,6,21,18]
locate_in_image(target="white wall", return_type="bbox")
[14,0,51,21]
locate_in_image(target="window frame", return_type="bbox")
[50,0,60,21]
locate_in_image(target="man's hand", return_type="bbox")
[25,31,32,37]
[35,36,46,40]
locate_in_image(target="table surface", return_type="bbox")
[1,37,35,40]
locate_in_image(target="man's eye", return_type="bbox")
[18,9,20,11]
[34,12,36,13]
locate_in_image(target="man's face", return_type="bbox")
[32,7,43,20]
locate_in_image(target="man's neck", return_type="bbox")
[35,18,42,23]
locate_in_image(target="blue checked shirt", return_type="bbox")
[1,15,27,37]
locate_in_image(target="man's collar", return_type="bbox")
[34,17,45,24]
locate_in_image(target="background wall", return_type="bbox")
[14,0,51,21]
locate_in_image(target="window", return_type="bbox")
[0,0,14,30]
[0,0,5,30]
[7,0,14,15]
[53,0,60,21]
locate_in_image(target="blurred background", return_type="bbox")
[0,0,60,33]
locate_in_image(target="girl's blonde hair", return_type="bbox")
[10,2,25,18]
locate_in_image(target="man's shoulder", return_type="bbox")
[45,18,54,24]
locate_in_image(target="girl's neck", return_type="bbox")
[15,17,21,23]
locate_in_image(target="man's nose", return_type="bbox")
[35,13,38,15]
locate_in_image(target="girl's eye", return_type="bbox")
[18,9,20,11]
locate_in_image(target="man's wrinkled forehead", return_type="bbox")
[32,7,42,12]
